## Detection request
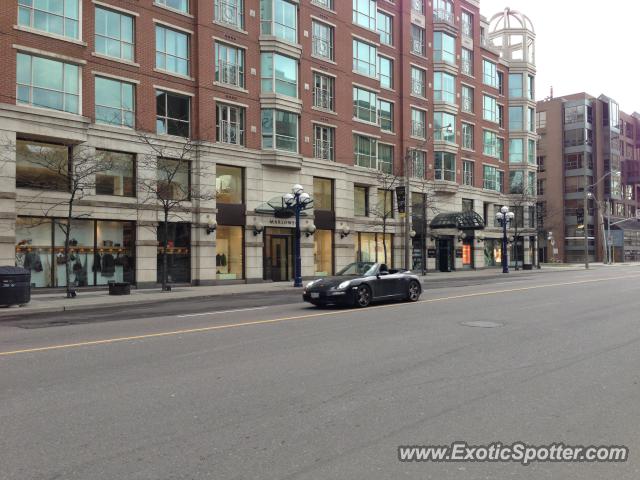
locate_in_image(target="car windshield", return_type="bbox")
[335,262,377,276]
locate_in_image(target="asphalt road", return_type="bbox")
[1,268,640,479]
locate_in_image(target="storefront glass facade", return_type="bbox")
[216,225,244,280]
[355,232,393,266]
[484,238,502,267]
[15,217,135,288]
[157,222,190,284]
[314,229,333,276]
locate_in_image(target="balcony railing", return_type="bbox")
[216,60,244,88]
[314,139,334,161]
[411,121,425,138]
[214,0,243,28]
[433,9,456,27]
[313,87,333,111]
[218,120,244,146]
[312,37,333,60]
[461,22,472,38]
[411,39,424,55]
[411,79,425,97]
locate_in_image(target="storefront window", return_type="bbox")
[313,177,333,211]
[216,225,244,280]
[157,222,191,283]
[355,232,393,266]
[16,139,69,190]
[157,158,190,201]
[462,239,473,268]
[484,239,502,267]
[16,217,136,287]
[95,150,135,197]
[314,229,333,276]
[216,165,243,204]
[354,186,368,216]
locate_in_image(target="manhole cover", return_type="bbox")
[461,321,503,328]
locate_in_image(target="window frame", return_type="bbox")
[95,76,135,128]
[155,24,190,76]
[18,0,80,39]
[94,6,134,62]
[156,89,191,138]
[216,103,246,146]
[215,42,245,88]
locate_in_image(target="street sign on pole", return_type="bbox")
[396,186,406,214]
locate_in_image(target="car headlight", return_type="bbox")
[337,280,351,290]
[305,280,317,289]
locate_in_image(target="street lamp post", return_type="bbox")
[283,184,312,288]
[495,205,515,274]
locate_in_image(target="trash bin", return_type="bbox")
[0,266,31,306]
[108,282,131,296]
[523,264,533,270]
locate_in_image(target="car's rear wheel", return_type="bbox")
[406,280,421,302]
[355,284,372,308]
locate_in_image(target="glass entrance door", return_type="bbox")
[264,228,294,282]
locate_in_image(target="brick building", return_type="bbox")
[536,93,640,263]
[0,0,537,288]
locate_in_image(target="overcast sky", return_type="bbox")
[479,0,640,114]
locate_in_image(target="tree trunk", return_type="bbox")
[382,217,388,265]
[162,210,169,291]
[65,195,75,298]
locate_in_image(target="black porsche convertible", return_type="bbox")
[302,262,422,308]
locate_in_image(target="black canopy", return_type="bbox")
[430,211,485,230]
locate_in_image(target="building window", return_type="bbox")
[353,0,376,30]
[483,165,503,192]
[537,155,546,172]
[376,190,394,220]
[214,0,244,29]
[314,177,333,211]
[463,160,474,186]
[527,75,535,100]
[528,107,535,132]
[462,198,474,212]
[157,158,190,201]
[95,7,134,61]
[16,139,69,191]
[411,108,426,138]
[314,229,333,276]
[216,103,245,146]
[528,171,536,195]
[378,99,393,132]
[95,150,135,197]
[156,0,188,13]
[462,123,474,150]
[353,86,377,123]
[497,71,504,95]
[354,186,368,216]
[461,10,473,38]
[537,179,545,195]
[156,90,190,137]
[434,71,455,103]
[497,138,504,161]
[509,73,523,98]
[312,0,333,9]
[95,77,134,128]
[313,124,335,161]
[433,0,453,23]
[483,95,498,123]
[412,0,424,14]
[353,39,377,78]
[313,73,334,111]
[509,170,524,194]
[461,85,474,113]
[461,48,473,76]
[434,112,456,142]
[260,0,297,43]
[216,165,243,204]
[353,134,377,169]
[216,226,244,280]
[18,0,79,39]
[312,21,333,60]
[411,25,425,56]
[411,66,426,97]
[498,104,504,128]
[434,32,455,64]
[377,10,392,45]
[261,52,298,97]
[509,138,524,163]
[378,56,393,89]
[155,25,189,76]
[261,109,298,152]
[509,106,524,131]
[411,149,426,179]
[435,152,455,182]
[482,130,498,157]
[528,139,536,164]
[215,42,244,88]
[377,143,393,174]
[355,232,393,266]
[16,53,80,114]
[482,59,498,88]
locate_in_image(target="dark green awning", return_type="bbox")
[430,211,485,230]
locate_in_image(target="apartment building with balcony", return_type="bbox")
[536,93,640,263]
[0,0,537,289]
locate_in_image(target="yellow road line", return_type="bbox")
[1,274,638,358]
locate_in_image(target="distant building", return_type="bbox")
[536,94,640,263]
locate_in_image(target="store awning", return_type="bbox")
[255,195,313,218]
[430,211,485,230]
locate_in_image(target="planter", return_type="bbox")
[108,282,131,296]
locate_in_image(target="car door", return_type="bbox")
[371,267,397,299]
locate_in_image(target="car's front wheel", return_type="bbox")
[406,280,421,302]
[354,284,372,308]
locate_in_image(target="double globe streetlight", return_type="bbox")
[283,184,313,287]
[495,205,515,274]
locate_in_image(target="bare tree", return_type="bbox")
[136,134,213,291]
[508,184,538,270]
[367,169,403,266]
[410,179,441,273]
[15,142,115,297]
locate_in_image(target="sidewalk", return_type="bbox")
[1,263,637,317]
